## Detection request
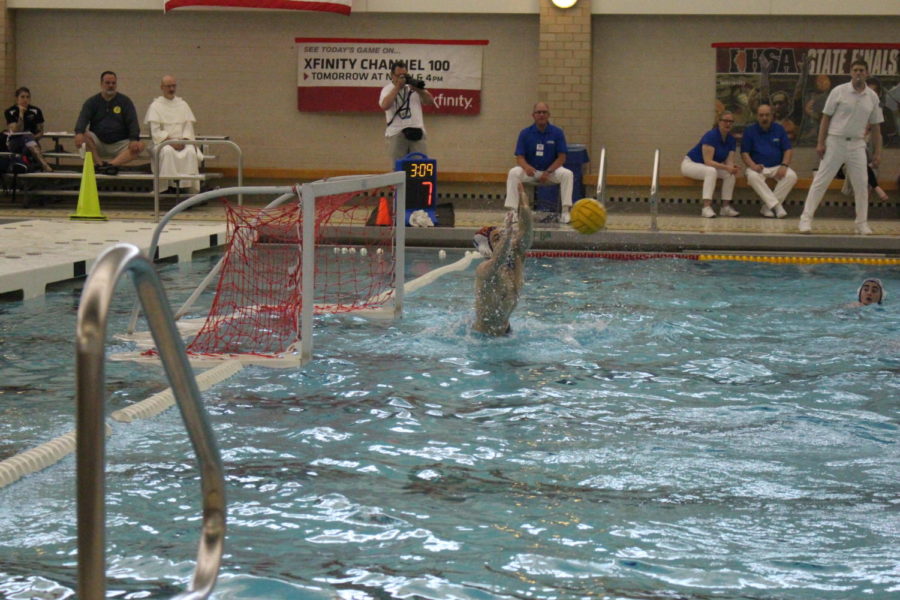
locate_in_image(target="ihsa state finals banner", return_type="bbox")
[713,42,900,147]
[296,38,489,116]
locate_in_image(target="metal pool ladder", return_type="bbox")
[649,148,661,232]
[75,243,226,599]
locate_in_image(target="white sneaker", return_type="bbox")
[701,206,716,218]
[775,204,788,219]
[856,223,873,235]
[720,205,740,217]
[760,206,775,218]
[798,218,812,233]
[841,178,852,196]
[560,208,571,224]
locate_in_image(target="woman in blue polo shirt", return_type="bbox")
[681,111,740,218]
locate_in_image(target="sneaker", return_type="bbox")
[775,204,788,219]
[841,178,852,196]
[560,208,571,224]
[701,206,716,218]
[720,205,740,217]
[760,206,775,218]
[856,223,873,235]
[798,218,812,233]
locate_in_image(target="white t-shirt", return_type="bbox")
[379,83,426,137]
[823,82,883,139]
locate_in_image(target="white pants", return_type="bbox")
[745,165,798,208]
[680,156,735,201]
[801,135,869,225]
[505,165,574,209]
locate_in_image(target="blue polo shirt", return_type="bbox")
[687,127,736,163]
[515,123,568,171]
[740,121,791,168]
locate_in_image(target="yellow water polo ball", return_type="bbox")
[569,198,607,234]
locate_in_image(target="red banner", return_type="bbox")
[165,0,351,14]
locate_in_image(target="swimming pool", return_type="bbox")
[1,249,898,599]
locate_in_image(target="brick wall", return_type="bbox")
[538,0,591,147]
[1,2,15,98]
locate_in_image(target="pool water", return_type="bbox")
[1,249,898,599]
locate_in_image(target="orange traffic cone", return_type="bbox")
[70,151,107,221]
[375,196,392,226]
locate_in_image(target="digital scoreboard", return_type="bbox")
[395,152,437,213]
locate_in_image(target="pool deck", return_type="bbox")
[1,199,898,299]
[0,217,226,300]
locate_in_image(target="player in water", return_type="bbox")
[473,184,534,336]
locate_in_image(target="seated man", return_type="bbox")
[145,75,203,193]
[473,185,534,336]
[74,71,145,174]
[505,102,573,223]
[740,102,797,218]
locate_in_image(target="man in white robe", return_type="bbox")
[144,75,203,193]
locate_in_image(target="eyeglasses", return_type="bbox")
[534,110,549,114]
[720,119,735,123]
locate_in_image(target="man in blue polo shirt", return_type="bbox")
[504,102,574,224]
[740,102,797,218]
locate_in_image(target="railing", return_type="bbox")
[649,148,661,232]
[76,243,226,599]
[594,146,607,203]
[150,138,244,221]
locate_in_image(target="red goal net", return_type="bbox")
[185,181,401,363]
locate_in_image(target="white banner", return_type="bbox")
[296,38,488,115]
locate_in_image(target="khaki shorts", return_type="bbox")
[83,132,132,160]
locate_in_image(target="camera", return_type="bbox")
[404,74,426,89]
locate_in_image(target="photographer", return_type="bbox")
[379,60,434,162]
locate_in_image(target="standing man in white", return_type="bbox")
[799,59,883,235]
[379,60,435,163]
[145,75,203,193]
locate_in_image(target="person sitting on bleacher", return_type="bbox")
[73,71,145,175]
[4,87,53,172]
[144,75,203,194]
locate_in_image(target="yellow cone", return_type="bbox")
[70,151,107,221]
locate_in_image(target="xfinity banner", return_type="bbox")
[296,38,489,115]
[713,42,900,147]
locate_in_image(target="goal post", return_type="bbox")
[297,173,406,362]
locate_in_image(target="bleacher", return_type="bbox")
[2,132,238,219]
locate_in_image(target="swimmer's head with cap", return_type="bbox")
[857,278,885,305]
[473,226,497,258]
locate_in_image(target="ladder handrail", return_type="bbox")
[76,243,226,600]
[594,146,607,203]
[649,149,661,232]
